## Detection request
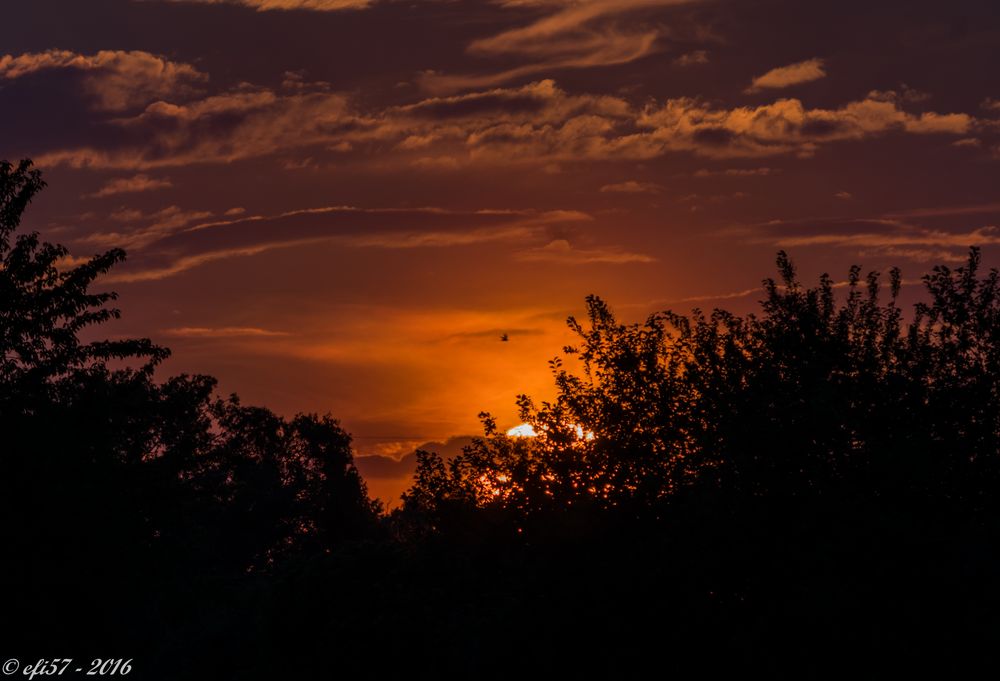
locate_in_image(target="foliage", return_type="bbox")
[1,161,379,659]
[402,247,1000,527]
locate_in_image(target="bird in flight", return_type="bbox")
[500,334,509,342]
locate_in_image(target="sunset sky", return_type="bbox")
[4,0,999,500]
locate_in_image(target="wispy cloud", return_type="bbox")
[84,174,173,198]
[105,206,593,281]
[153,0,371,10]
[83,205,214,250]
[420,0,696,94]
[515,238,655,264]
[694,167,777,177]
[162,326,291,337]
[883,202,1000,219]
[673,50,708,66]
[106,238,328,282]
[769,224,1000,264]
[745,58,826,94]
[599,180,662,194]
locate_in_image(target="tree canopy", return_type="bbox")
[401,247,1000,526]
[1,160,379,661]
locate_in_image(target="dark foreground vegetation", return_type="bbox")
[5,160,1000,677]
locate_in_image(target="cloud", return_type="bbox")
[0,50,207,111]
[745,58,826,94]
[83,205,214,250]
[153,0,371,10]
[867,86,930,105]
[599,180,662,194]
[355,435,475,505]
[773,224,1000,254]
[628,94,974,159]
[678,191,749,204]
[674,287,761,303]
[694,166,777,177]
[383,85,975,164]
[161,326,291,337]
[420,0,696,93]
[855,247,969,264]
[84,174,173,198]
[883,203,1000,219]
[37,86,361,169]
[835,191,853,200]
[397,78,630,125]
[106,238,328,282]
[673,50,708,66]
[515,238,655,264]
[33,73,978,171]
[103,206,592,281]
[981,98,1000,112]
[36,80,634,169]
[410,156,462,170]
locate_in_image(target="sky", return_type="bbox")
[3,0,1000,501]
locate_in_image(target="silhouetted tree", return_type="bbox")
[0,160,379,661]
[402,247,1000,523]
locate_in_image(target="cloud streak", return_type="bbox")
[154,0,371,10]
[162,326,292,337]
[84,174,173,198]
[103,206,595,281]
[515,238,655,264]
[745,58,826,94]
[599,180,662,194]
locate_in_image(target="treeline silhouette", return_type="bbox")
[5,159,1000,677]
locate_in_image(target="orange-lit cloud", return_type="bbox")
[162,326,292,337]
[745,58,826,93]
[0,50,207,111]
[156,0,371,10]
[36,87,359,169]
[600,180,662,194]
[85,174,173,198]
[674,50,709,66]
[884,202,1000,219]
[630,95,974,158]
[102,206,595,281]
[32,69,979,171]
[515,238,656,264]
[694,166,777,177]
[420,0,697,93]
[771,224,1000,264]
[84,205,215,250]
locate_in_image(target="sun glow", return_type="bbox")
[506,422,595,441]
[506,423,538,438]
